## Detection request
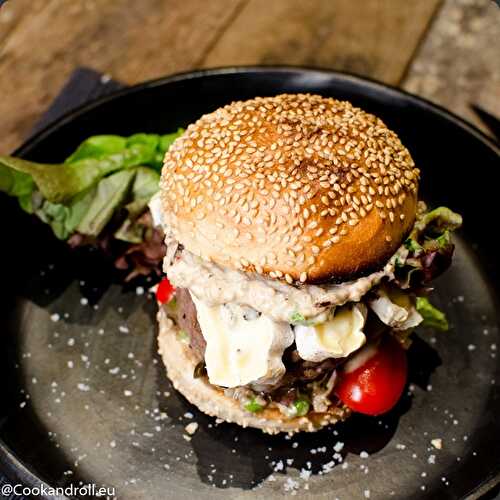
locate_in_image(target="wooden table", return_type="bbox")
[0,0,499,154]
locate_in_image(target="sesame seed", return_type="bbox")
[161,93,419,281]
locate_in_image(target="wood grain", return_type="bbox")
[0,0,34,45]
[0,0,247,154]
[202,0,441,84]
[0,0,441,154]
[403,0,500,137]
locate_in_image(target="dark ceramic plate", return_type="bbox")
[1,68,499,500]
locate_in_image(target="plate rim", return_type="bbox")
[3,65,499,500]
[14,65,499,158]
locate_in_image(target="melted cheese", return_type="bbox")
[190,293,293,388]
[369,286,422,330]
[295,304,367,362]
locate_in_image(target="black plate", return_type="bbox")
[1,67,499,500]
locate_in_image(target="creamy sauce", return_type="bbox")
[165,249,400,323]
[158,200,430,324]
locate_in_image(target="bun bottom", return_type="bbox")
[157,308,351,434]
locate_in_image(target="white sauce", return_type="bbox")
[166,249,399,324]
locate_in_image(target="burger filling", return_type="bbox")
[158,202,461,418]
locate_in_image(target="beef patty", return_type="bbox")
[173,289,338,392]
[175,288,206,361]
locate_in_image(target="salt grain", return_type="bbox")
[431,438,442,449]
[185,422,199,435]
[333,441,344,452]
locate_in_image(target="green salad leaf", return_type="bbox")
[114,167,161,243]
[76,169,136,236]
[410,207,463,240]
[64,135,128,164]
[0,164,36,213]
[0,130,183,242]
[35,188,96,240]
[416,297,449,331]
[0,149,146,204]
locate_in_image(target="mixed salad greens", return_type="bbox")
[0,130,182,279]
[395,206,462,290]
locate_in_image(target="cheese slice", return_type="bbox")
[369,286,422,330]
[190,293,293,388]
[295,304,367,362]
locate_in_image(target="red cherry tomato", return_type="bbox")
[335,336,407,416]
[156,277,175,304]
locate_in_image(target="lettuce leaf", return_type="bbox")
[76,169,136,236]
[410,207,463,240]
[0,129,183,279]
[114,167,160,243]
[0,164,36,213]
[416,297,449,331]
[64,135,127,163]
[35,188,96,239]
[0,129,183,205]
[0,148,148,204]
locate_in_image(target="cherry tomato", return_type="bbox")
[156,277,175,304]
[335,336,407,416]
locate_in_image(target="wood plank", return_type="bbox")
[0,0,246,154]
[0,0,38,45]
[0,0,442,154]
[202,0,441,85]
[403,0,500,137]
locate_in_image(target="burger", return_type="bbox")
[150,94,462,434]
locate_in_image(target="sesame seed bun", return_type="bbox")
[160,94,419,283]
[157,309,351,434]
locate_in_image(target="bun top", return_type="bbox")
[160,94,419,284]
